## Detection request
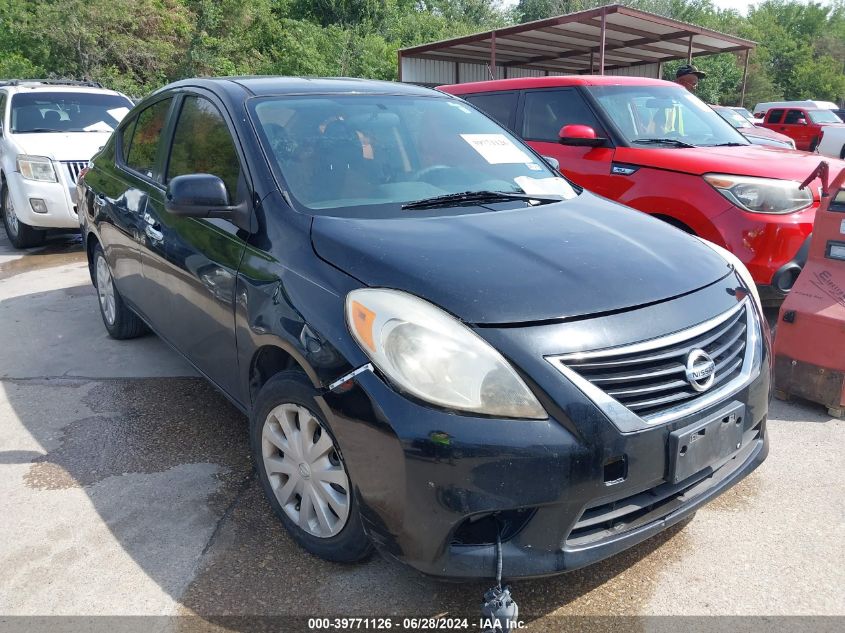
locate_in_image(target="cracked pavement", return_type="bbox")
[0,231,843,632]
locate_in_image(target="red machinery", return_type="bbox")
[774,162,845,418]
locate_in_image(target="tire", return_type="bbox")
[251,370,372,563]
[808,138,819,153]
[1,183,45,249]
[92,243,148,339]
[839,144,845,160]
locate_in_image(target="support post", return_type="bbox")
[397,50,403,82]
[599,11,606,75]
[740,49,750,107]
[590,50,594,75]
[490,31,496,79]
[687,35,693,64]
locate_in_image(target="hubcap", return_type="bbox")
[261,403,350,538]
[4,190,18,237]
[96,255,116,326]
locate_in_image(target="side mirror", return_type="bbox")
[796,118,807,126]
[558,124,606,147]
[165,174,256,233]
[541,155,560,171]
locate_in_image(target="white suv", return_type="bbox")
[0,80,133,248]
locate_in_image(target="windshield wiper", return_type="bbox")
[704,142,747,147]
[401,190,562,210]
[632,138,697,148]
[17,128,65,133]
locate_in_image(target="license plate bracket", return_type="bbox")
[668,403,745,484]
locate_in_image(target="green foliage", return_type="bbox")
[0,0,841,107]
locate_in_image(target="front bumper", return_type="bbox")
[6,166,80,230]
[319,280,771,580]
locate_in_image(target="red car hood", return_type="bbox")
[613,144,840,181]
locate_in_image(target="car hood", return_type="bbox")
[737,126,793,143]
[311,193,732,325]
[11,132,112,161]
[613,144,838,181]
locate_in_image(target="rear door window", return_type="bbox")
[124,98,172,180]
[784,109,805,124]
[767,109,784,123]
[522,89,604,142]
[463,92,518,130]
[166,95,242,199]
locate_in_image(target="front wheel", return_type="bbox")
[2,184,45,249]
[251,370,372,563]
[93,244,148,339]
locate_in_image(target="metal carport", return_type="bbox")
[398,3,755,101]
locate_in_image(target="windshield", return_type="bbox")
[732,107,756,123]
[587,85,749,147]
[714,107,749,129]
[808,109,842,124]
[11,91,132,133]
[250,95,576,217]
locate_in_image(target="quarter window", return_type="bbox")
[120,117,137,163]
[125,98,172,179]
[463,92,518,130]
[522,89,603,142]
[167,96,241,199]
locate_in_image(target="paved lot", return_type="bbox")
[0,231,843,631]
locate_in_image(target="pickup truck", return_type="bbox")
[759,107,845,151]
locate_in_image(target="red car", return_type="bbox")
[439,76,841,299]
[758,106,845,152]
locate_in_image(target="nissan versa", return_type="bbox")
[78,77,769,580]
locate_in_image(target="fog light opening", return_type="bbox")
[451,509,535,547]
[603,455,628,485]
[29,198,48,214]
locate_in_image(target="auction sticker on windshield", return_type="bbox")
[461,133,533,164]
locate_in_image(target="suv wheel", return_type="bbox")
[251,370,372,563]
[2,184,45,249]
[93,243,147,339]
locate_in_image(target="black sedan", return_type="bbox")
[78,77,769,580]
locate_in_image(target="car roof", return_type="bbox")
[0,82,123,95]
[160,76,443,99]
[439,75,675,94]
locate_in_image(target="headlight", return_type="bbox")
[17,155,57,182]
[345,288,547,420]
[696,237,763,315]
[704,173,812,214]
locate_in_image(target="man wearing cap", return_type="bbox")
[675,64,707,92]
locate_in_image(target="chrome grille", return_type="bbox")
[549,301,753,424]
[61,160,87,185]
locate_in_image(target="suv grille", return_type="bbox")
[61,160,87,185]
[550,301,750,423]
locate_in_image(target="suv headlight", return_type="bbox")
[17,155,57,182]
[345,288,547,420]
[704,173,812,214]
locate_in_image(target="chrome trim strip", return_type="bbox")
[328,363,374,392]
[554,299,747,362]
[545,299,761,430]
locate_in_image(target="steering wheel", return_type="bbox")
[414,165,453,182]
